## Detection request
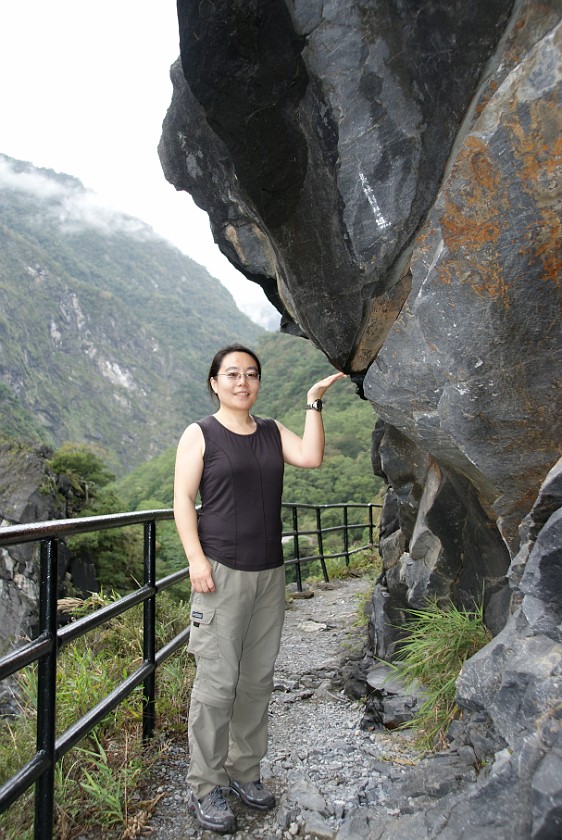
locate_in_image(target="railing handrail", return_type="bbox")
[0,507,174,546]
[0,500,380,839]
[284,501,376,509]
[0,501,376,545]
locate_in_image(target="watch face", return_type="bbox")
[313,399,323,410]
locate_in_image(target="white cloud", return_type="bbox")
[0,156,156,240]
[56,192,155,240]
[0,157,68,200]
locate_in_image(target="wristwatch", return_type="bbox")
[306,399,323,412]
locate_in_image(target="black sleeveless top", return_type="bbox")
[196,415,285,570]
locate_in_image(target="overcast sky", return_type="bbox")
[0,0,277,327]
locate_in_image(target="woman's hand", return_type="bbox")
[189,556,216,593]
[278,370,347,468]
[307,371,347,403]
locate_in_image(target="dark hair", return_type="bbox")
[207,344,262,401]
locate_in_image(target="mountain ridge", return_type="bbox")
[0,154,264,473]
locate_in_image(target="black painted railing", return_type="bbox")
[282,502,379,591]
[0,502,380,839]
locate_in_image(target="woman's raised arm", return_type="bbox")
[277,371,346,468]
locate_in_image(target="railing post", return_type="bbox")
[142,520,156,741]
[35,538,58,840]
[292,506,303,592]
[369,503,374,546]
[315,507,329,583]
[343,506,350,567]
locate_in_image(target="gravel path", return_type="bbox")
[144,577,418,839]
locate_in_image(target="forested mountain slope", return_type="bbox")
[0,154,262,473]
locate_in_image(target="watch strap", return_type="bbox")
[306,399,323,412]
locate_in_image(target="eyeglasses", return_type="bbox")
[215,371,261,381]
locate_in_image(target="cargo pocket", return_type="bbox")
[187,605,218,659]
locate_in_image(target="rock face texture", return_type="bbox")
[0,443,61,651]
[0,442,95,654]
[160,0,561,835]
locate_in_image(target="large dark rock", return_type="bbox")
[161,0,515,365]
[364,14,562,549]
[340,463,562,839]
[457,460,562,746]
[160,0,561,835]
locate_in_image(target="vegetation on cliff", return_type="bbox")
[394,600,492,751]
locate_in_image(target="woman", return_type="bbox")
[174,343,345,834]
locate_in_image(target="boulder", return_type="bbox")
[159,1,562,834]
[160,0,515,364]
[364,15,562,551]
[456,460,562,749]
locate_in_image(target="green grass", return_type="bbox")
[0,591,193,840]
[392,599,491,751]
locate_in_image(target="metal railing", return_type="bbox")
[0,502,379,839]
[282,502,379,591]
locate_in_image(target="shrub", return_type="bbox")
[393,599,491,751]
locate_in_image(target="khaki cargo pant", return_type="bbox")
[186,559,286,799]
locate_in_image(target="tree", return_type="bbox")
[49,443,115,493]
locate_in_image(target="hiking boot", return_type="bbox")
[229,778,276,810]
[188,785,237,833]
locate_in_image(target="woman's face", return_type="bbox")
[210,351,261,410]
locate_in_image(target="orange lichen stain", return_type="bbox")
[442,208,503,251]
[507,99,559,172]
[437,92,561,305]
[532,218,562,286]
[435,262,453,287]
[543,135,562,176]
[470,145,502,191]
[470,268,511,306]
[474,77,500,118]
[504,98,562,287]
[441,136,509,252]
